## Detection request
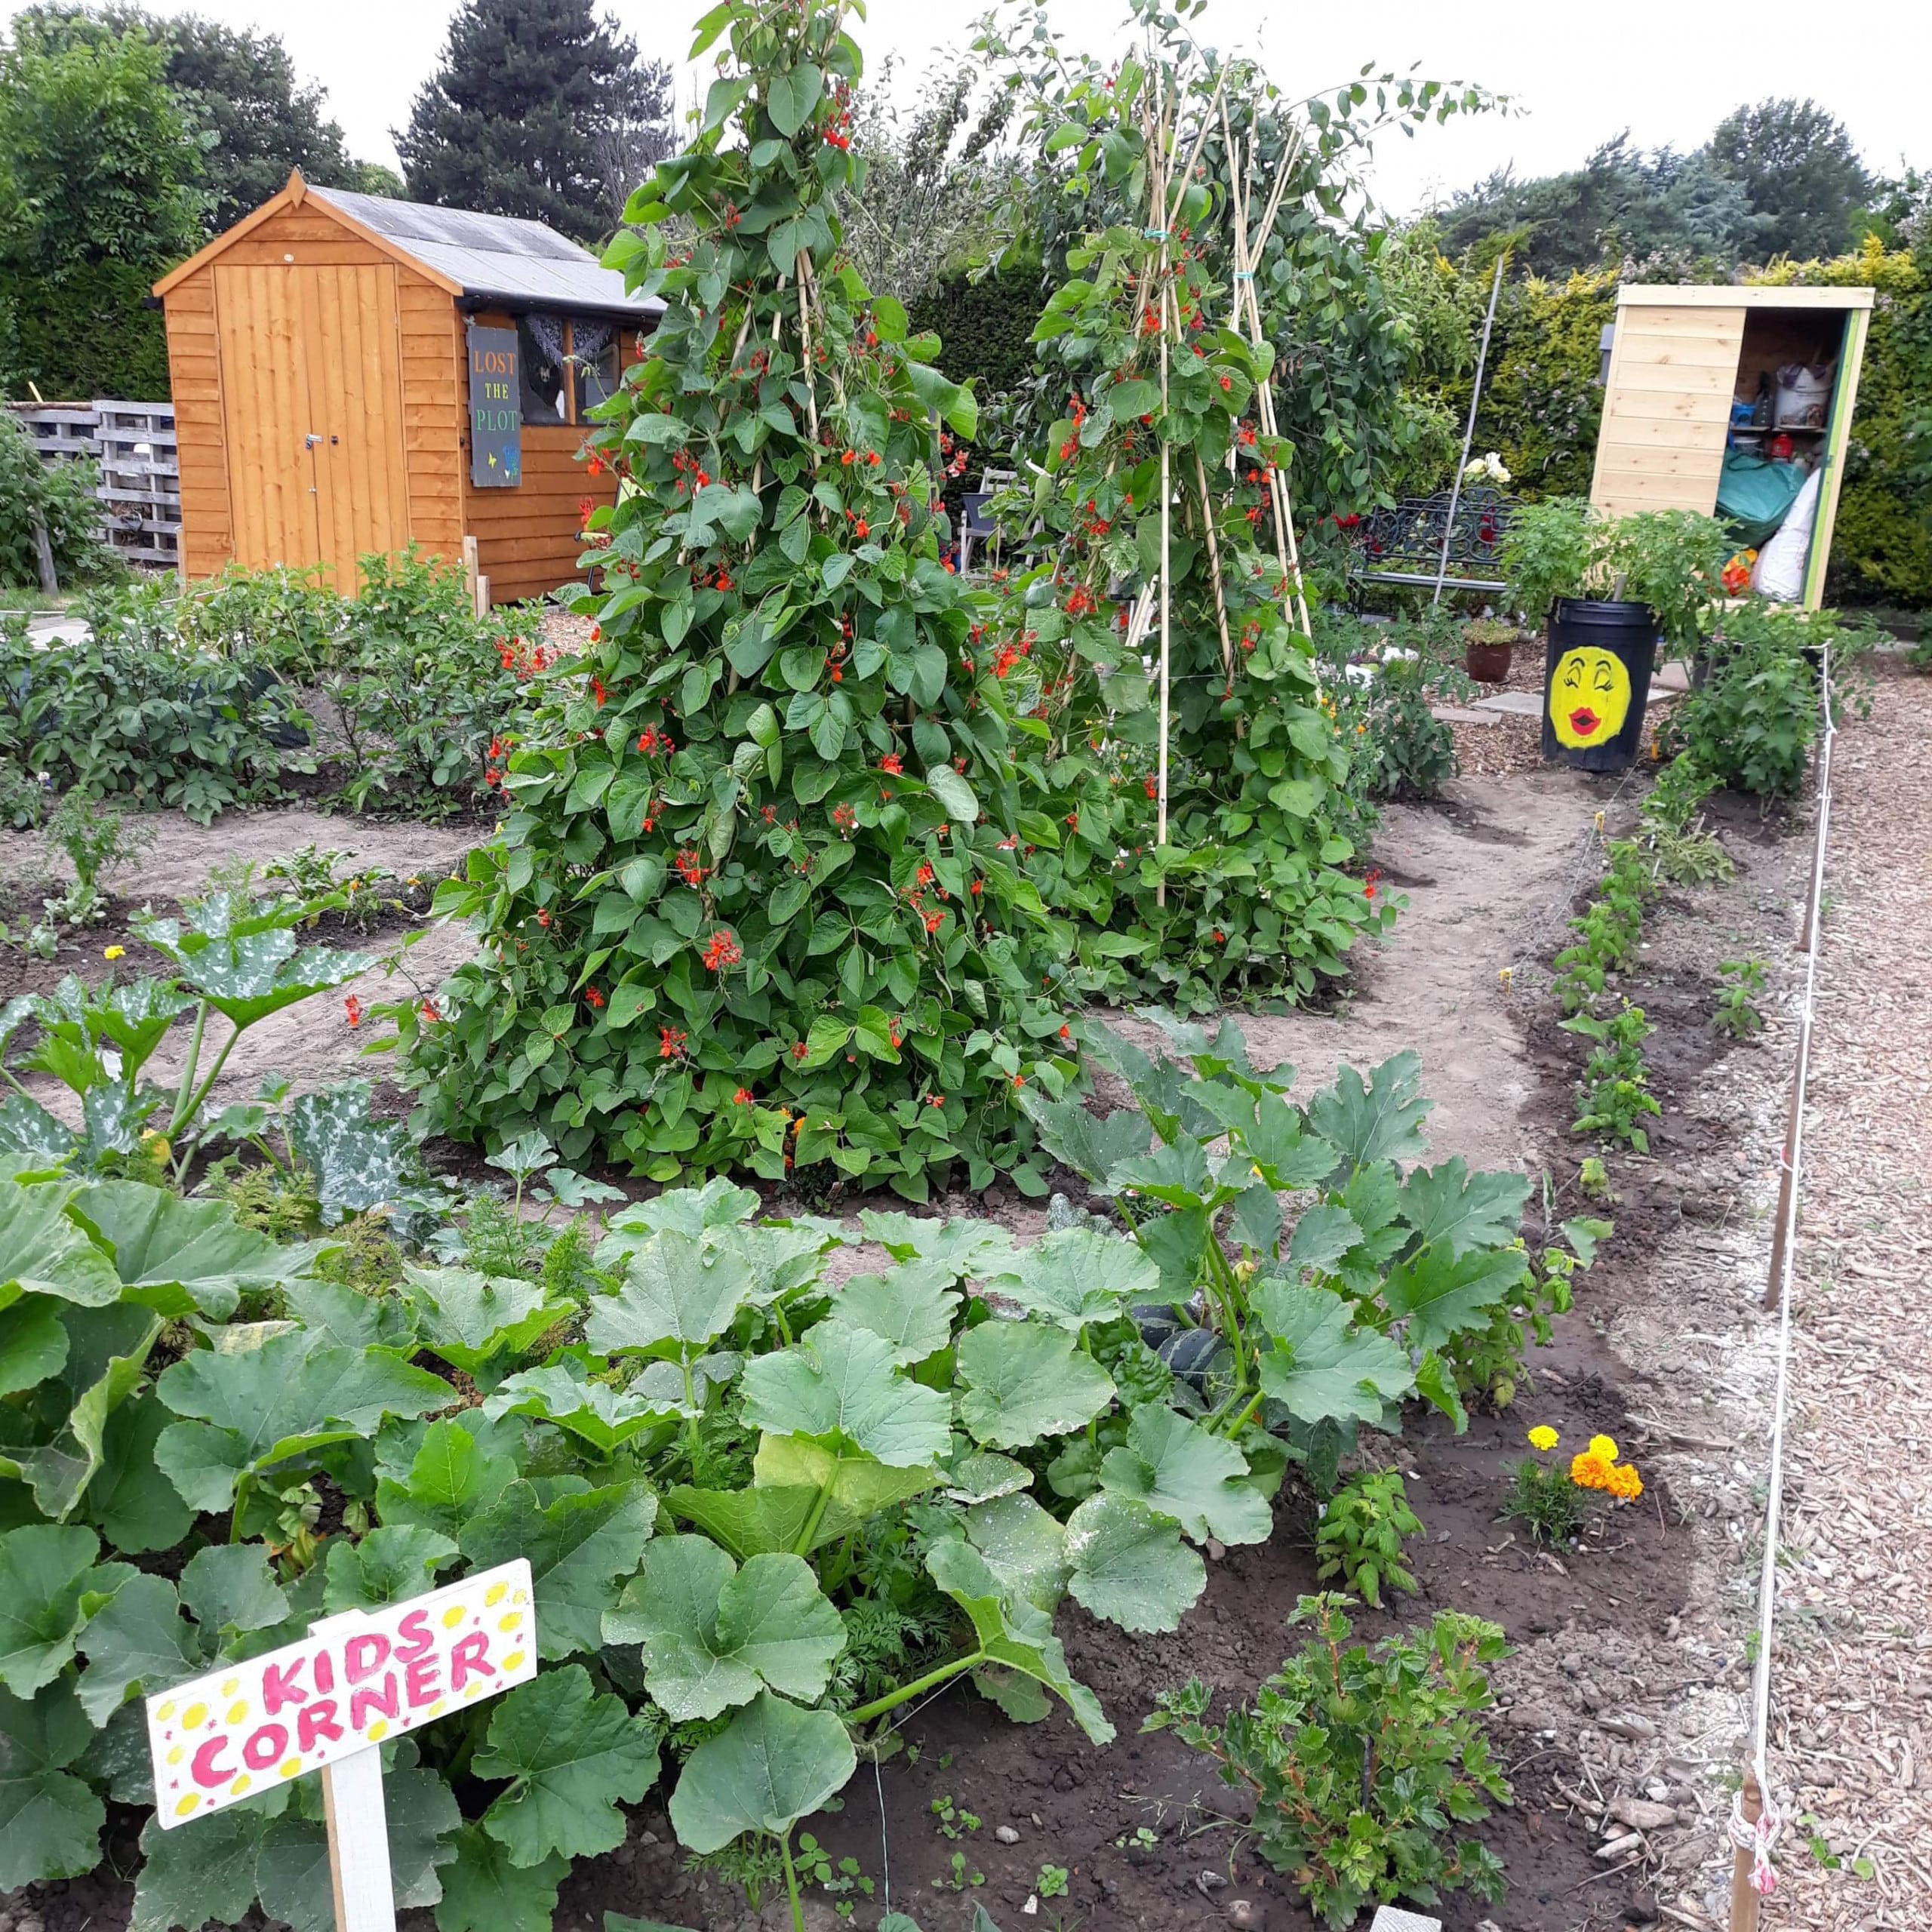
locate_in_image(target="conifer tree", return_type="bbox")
[397,0,666,242]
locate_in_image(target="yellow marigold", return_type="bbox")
[1570,1451,1613,1492]
[1608,1464,1644,1501]
[1527,1425,1559,1453]
[1587,1433,1620,1464]
[103,945,125,960]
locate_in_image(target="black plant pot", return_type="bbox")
[1540,598,1659,774]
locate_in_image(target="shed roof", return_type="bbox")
[153,171,660,321]
[307,186,660,320]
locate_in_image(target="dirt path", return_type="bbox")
[1762,665,1932,1927]
[2,805,484,1116]
[1097,768,1607,1177]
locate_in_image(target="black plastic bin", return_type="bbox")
[1540,598,1658,774]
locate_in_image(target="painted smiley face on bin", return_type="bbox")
[1549,646,1632,749]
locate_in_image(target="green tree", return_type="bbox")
[396,0,666,244]
[0,13,204,396]
[1709,97,1872,263]
[0,16,205,278]
[1437,135,1749,278]
[841,61,1014,304]
[6,6,385,232]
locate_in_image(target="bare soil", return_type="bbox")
[0,738,1827,1932]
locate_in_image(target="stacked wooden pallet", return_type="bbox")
[7,398,181,569]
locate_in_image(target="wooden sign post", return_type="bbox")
[145,1558,537,1932]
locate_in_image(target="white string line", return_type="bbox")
[1734,643,1836,1894]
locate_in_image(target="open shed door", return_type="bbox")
[214,263,411,587]
[1590,300,1746,516]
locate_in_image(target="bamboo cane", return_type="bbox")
[1219,107,1312,641]
[1194,448,1235,685]
[1150,74,1173,908]
[793,249,820,446]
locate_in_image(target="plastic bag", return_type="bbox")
[1752,468,1821,603]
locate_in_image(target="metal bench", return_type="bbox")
[1347,486,1512,599]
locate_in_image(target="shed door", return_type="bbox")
[1590,303,1747,516]
[214,263,411,586]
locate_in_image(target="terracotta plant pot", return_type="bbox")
[1463,632,1516,682]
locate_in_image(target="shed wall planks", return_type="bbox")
[1590,303,1746,515]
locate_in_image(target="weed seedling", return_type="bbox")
[1037,1863,1071,1898]
[931,1850,984,1891]
[930,1794,980,1839]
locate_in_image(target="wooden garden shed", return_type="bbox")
[154,170,660,603]
[1591,284,1874,610]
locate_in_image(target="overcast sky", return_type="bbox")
[10,0,1925,214]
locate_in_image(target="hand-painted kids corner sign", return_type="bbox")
[145,1559,537,1828]
[467,323,521,488]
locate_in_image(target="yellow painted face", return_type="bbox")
[1549,646,1632,749]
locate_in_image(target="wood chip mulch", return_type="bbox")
[1763,658,1932,1927]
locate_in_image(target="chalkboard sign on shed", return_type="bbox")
[467,323,521,488]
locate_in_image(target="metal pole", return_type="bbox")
[1432,253,1506,606]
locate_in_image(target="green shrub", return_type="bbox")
[1321,611,1469,802]
[1148,1595,1512,1928]
[0,596,314,823]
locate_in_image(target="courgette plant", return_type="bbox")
[1,890,377,1188]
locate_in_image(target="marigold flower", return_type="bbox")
[1527,1425,1559,1453]
[1569,1451,1612,1491]
[1588,1434,1620,1464]
[103,944,125,960]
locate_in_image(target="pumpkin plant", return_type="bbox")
[398,0,1078,1200]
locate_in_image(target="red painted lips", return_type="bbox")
[1567,706,1602,738]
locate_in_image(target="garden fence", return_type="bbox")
[6,398,180,570]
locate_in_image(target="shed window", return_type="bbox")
[514,314,625,424]
[518,315,571,422]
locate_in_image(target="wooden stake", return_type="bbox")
[323,1746,396,1932]
[31,514,58,595]
[1727,1768,1763,1932]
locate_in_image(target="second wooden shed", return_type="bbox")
[154,170,660,602]
[1590,283,1873,610]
